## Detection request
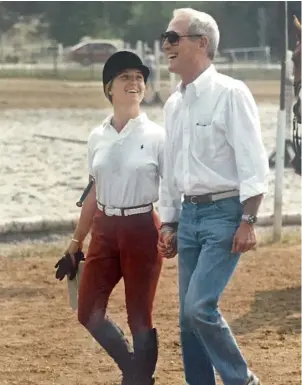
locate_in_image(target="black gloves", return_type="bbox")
[55,250,85,281]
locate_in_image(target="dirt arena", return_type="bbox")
[0,78,300,223]
[0,78,281,109]
[0,233,300,385]
[0,78,301,385]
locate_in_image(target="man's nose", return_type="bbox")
[162,38,171,52]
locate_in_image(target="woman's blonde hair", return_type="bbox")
[104,80,113,102]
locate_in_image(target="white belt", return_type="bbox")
[97,202,153,217]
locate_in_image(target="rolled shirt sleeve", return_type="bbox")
[157,127,165,179]
[225,82,269,203]
[158,105,182,223]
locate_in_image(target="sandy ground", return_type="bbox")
[0,78,300,224]
[0,233,300,385]
[0,79,301,385]
[0,79,281,109]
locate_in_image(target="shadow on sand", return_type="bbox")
[230,286,301,335]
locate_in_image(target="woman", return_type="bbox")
[57,51,164,385]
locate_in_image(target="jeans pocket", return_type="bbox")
[212,197,243,222]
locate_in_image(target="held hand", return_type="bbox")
[158,230,177,259]
[231,221,256,254]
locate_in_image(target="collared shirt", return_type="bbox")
[88,112,165,208]
[159,64,269,223]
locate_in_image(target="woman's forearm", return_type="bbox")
[72,185,97,242]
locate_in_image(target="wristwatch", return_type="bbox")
[242,214,257,225]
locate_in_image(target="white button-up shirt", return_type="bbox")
[159,64,269,223]
[88,113,165,208]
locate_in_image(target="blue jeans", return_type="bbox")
[177,196,250,385]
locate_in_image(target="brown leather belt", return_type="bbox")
[183,190,239,204]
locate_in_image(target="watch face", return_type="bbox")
[243,214,257,224]
[248,215,257,224]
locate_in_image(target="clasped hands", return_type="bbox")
[157,220,256,259]
[157,226,178,259]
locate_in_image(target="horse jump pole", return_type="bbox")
[34,134,87,144]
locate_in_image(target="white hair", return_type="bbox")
[173,8,220,59]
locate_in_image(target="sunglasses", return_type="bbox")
[160,31,203,46]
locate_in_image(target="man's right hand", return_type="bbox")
[158,229,177,259]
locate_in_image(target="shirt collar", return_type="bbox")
[103,112,148,134]
[176,64,216,98]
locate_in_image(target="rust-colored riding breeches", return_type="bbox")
[78,209,163,335]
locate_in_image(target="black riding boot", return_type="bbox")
[133,328,158,385]
[88,316,135,384]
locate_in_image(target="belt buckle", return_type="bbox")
[190,196,198,204]
[105,206,115,216]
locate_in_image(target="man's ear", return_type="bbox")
[200,36,208,49]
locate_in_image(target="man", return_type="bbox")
[158,8,269,385]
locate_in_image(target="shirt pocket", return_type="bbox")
[192,118,216,159]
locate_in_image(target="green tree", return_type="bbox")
[0,2,20,34]
[99,2,134,39]
[123,2,183,46]
[42,2,103,45]
[0,1,300,53]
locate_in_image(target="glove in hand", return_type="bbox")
[55,250,85,281]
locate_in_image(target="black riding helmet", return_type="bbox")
[102,50,150,100]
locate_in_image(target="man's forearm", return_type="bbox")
[242,194,264,216]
